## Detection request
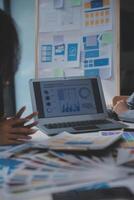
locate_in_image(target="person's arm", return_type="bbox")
[0,107,38,145]
[113,99,134,122]
[127,92,134,109]
[118,109,134,122]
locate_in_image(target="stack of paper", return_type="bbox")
[35,130,123,151]
[0,130,134,200]
[0,154,132,199]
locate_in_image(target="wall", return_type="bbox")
[120,0,134,95]
[101,0,120,106]
[11,0,36,115]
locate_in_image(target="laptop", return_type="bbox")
[29,76,127,135]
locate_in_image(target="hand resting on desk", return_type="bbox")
[0,106,38,145]
[113,100,128,115]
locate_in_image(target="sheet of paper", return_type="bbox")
[54,0,64,9]
[38,32,81,78]
[0,139,134,199]
[71,0,82,6]
[37,130,123,151]
[64,67,84,77]
[39,0,81,32]
[81,31,112,79]
[82,0,112,33]
[116,148,134,165]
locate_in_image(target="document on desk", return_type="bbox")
[0,143,33,158]
[0,130,134,200]
[116,130,134,166]
[37,130,123,151]
[0,158,133,199]
[3,152,129,199]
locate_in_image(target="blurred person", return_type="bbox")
[113,92,134,122]
[0,9,37,145]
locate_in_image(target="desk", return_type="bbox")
[1,126,134,200]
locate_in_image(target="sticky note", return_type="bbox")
[102,32,112,44]
[71,0,82,6]
[54,68,64,77]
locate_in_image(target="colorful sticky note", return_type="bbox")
[54,68,64,77]
[102,32,112,44]
[71,0,81,6]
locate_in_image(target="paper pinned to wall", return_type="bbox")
[54,0,64,9]
[71,0,82,6]
[38,1,113,80]
[38,32,81,77]
[81,31,112,79]
[82,0,112,33]
[64,67,84,77]
[39,0,81,32]
[39,67,65,78]
[99,67,112,80]
[102,31,113,44]
[37,0,117,104]
[84,68,99,77]
[54,68,64,77]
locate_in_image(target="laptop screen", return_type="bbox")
[33,78,104,119]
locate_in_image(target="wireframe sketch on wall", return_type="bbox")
[37,0,113,80]
[82,0,112,32]
[81,31,112,79]
[39,0,81,32]
[38,32,81,78]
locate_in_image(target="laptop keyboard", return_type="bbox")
[44,119,111,129]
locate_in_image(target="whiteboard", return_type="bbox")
[36,0,120,105]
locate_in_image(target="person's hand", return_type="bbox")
[14,106,38,128]
[0,106,38,145]
[113,100,129,115]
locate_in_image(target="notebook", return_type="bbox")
[29,77,127,135]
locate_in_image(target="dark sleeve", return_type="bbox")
[127,92,134,109]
